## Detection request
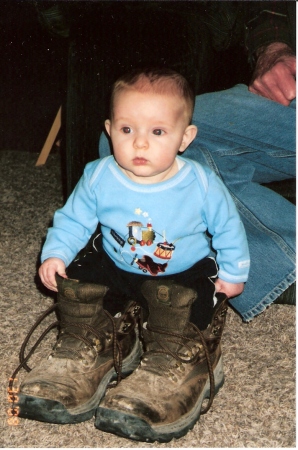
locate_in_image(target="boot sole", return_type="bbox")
[95,356,224,443]
[17,337,142,424]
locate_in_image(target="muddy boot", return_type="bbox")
[16,275,142,424]
[95,279,228,443]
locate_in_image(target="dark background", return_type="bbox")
[0,1,251,159]
[0,1,68,153]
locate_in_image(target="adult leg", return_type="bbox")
[187,85,295,320]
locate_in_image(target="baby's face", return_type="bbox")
[105,89,193,184]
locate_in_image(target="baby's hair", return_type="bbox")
[109,68,195,123]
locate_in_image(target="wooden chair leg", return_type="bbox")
[35,106,62,166]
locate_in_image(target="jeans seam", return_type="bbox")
[240,269,296,322]
[196,122,295,155]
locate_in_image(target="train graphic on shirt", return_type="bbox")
[110,213,177,275]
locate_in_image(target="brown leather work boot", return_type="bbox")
[95,279,228,442]
[17,275,142,424]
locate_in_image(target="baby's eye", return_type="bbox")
[121,127,131,134]
[153,129,164,136]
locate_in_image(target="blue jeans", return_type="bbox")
[99,84,296,321]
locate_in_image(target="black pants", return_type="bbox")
[67,233,218,330]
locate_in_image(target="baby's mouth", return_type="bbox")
[133,157,148,165]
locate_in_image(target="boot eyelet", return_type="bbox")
[105,333,112,342]
[122,322,131,332]
[212,326,221,335]
[133,306,140,315]
[195,343,203,352]
[220,308,228,317]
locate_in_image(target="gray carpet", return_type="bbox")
[1,151,295,448]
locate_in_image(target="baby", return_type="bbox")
[28,68,250,441]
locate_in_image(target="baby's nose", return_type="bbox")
[133,133,148,149]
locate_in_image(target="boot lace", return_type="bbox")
[142,322,215,414]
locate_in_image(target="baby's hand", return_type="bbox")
[39,258,67,292]
[215,279,244,299]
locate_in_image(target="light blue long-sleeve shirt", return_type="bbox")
[41,156,250,282]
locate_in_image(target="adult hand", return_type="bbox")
[215,279,244,299]
[39,257,67,292]
[249,42,296,106]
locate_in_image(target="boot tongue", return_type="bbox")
[140,281,198,369]
[56,275,109,303]
[141,280,197,333]
[53,276,110,360]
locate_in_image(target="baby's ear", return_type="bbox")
[179,125,198,153]
[105,119,111,136]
